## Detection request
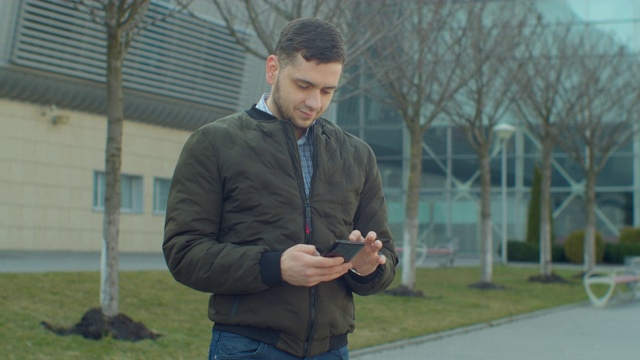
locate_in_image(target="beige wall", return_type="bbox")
[0,99,192,252]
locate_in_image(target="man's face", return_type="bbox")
[266,53,342,138]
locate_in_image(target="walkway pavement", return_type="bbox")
[2,251,639,359]
[0,250,167,273]
[351,301,640,359]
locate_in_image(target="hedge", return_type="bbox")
[603,242,640,264]
[507,240,566,263]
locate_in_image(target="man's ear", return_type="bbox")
[266,55,279,85]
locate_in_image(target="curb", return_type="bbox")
[350,301,590,358]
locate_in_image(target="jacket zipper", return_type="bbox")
[281,122,309,238]
[281,121,317,356]
[303,126,319,356]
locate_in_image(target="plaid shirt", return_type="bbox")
[256,94,313,197]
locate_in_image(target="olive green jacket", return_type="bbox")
[163,106,397,357]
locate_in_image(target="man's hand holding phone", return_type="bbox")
[280,231,386,287]
[346,230,387,276]
[322,240,365,261]
[281,244,352,287]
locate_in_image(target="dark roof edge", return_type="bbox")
[0,66,234,131]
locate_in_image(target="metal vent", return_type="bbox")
[11,0,247,111]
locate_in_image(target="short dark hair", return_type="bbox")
[274,18,346,67]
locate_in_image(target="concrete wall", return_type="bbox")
[0,99,191,252]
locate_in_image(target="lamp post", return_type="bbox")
[494,123,515,264]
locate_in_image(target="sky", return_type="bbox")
[564,0,640,50]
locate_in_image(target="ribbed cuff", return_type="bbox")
[347,266,380,283]
[260,251,283,285]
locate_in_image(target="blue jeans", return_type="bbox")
[209,329,349,360]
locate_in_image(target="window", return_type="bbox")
[93,171,143,213]
[154,177,172,214]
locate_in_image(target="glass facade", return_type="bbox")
[337,0,640,254]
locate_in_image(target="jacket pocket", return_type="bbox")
[210,294,241,316]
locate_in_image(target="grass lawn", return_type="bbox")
[0,265,587,359]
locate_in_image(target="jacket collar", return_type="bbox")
[245,105,328,132]
[246,105,278,121]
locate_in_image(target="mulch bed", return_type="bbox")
[384,285,426,297]
[41,308,160,341]
[528,272,570,284]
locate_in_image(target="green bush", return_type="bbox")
[563,230,605,264]
[552,244,567,263]
[604,242,640,264]
[618,227,640,245]
[507,241,538,262]
[507,240,566,263]
[525,166,542,244]
[525,165,554,245]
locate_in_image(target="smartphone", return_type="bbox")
[323,240,365,261]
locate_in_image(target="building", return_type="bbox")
[0,0,266,251]
[1,0,638,256]
[338,0,640,254]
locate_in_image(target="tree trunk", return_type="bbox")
[479,148,493,283]
[101,24,125,318]
[539,134,553,276]
[401,128,424,290]
[583,170,597,272]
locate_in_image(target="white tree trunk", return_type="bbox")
[479,151,493,283]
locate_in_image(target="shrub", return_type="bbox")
[618,227,640,245]
[507,241,566,263]
[563,230,605,264]
[507,241,538,262]
[525,166,542,244]
[525,165,554,244]
[604,242,640,264]
[552,244,567,263]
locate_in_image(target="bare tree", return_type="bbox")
[207,0,403,100]
[67,0,191,318]
[512,21,584,281]
[446,1,538,287]
[556,29,640,272]
[359,0,477,294]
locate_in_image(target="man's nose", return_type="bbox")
[305,90,321,110]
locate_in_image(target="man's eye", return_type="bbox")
[298,84,309,89]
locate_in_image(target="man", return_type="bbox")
[163,18,397,359]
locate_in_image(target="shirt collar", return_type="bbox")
[256,93,272,115]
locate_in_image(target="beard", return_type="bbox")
[271,80,318,134]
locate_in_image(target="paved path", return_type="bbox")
[0,251,479,273]
[352,301,640,360]
[0,250,167,273]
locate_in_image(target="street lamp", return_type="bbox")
[494,123,516,264]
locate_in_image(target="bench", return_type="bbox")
[395,242,428,266]
[425,239,458,267]
[396,238,458,267]
[583,268,640,307]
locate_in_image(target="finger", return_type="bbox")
[305,263,352,285]
[314,263,352,280]
[363,238,379,249]
[296,244,320,255]
[312,255,348,268]
[349,230,362,241]
[370,239,383,250]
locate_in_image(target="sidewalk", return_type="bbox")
[351,301,640,360]
[0,250,167,273]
